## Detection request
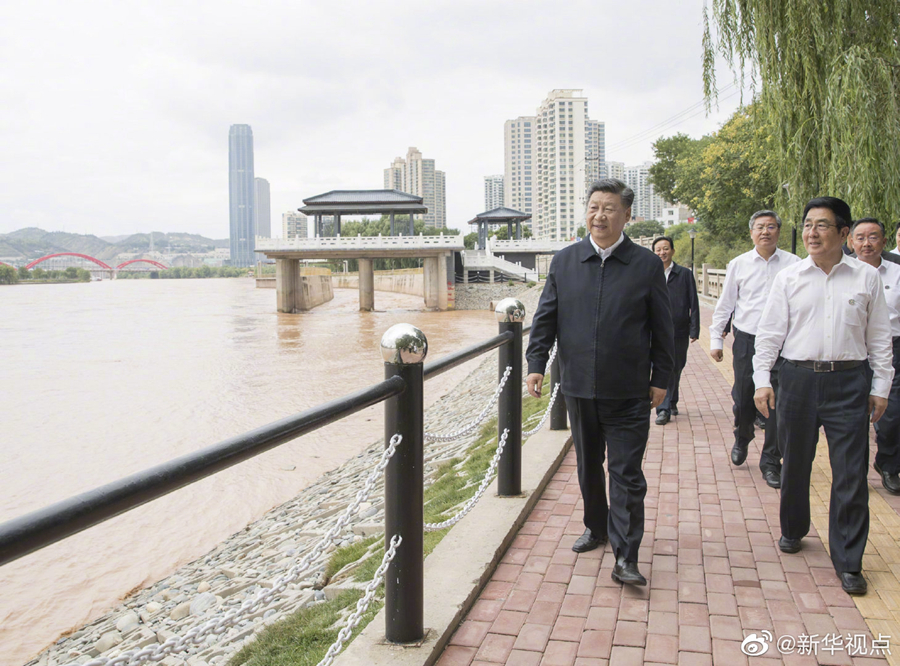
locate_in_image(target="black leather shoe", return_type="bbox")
[671,406,679,416]
[611,557,647,586]
[655,410,670,425]
[763,469,781,489]
[839,571,867,595]
[731,440,749,466]
[874,462,900,495]
[572,529,607,553]
[778,536,802,553]
[754,415,766,430]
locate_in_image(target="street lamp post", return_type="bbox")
[688,226,697,276]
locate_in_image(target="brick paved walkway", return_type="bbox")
[437,306,900,666]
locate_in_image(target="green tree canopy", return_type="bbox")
[0,265,19,284]
[703,0,900,224]
[626,220,665,239]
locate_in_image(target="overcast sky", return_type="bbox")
[1,0,745,239]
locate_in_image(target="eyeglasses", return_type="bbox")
[802,222,838,233]
[752,224,779,233]
[853,234,884,244]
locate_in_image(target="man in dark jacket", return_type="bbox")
[652,236,700,425]
[526,178,675,586]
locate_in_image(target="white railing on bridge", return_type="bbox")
[255,234,464,252]
[490,238,574,253]
[462,251,539,281]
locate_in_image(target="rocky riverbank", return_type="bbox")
[26,287,543,666]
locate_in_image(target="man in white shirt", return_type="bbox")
[709,211,801,488]
[753,197,893,596]
[892,225,900,256]
[851,218,900,494]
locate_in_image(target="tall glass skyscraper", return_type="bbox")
[229,124,255,267]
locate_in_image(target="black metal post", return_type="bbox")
[496,299,524,496]
[791,225,797,254]
[690,236,695,275]
[550,347,567,430]
[382,324,426,644]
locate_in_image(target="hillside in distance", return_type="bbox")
[0,229,229,262]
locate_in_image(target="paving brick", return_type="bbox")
[613,620,647,647]
[512,623,552,652]
[490,610,527,636]
[474,633,515,663]
[540,640,579,666]
[437,645,478,666]
[679,624,712,653]
[644,633,679,664]
[576,630,613,659]
[526,600,561,626]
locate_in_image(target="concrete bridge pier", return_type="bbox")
[423,257,439,309]
[358,258,375,311]
[276,258,305,313]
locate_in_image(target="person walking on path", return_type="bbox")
[652,235,699,426]
[525,178,675,587]
[709,210,800,488]
[851,218,900,494]
[753,197,893,596]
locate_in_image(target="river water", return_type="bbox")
[0,279,499,665]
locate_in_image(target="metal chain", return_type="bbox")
[424,428,510,531]
[63,435,404,666]
[424,365,512,442]
[316,534,402,666]
[523,380,561,437]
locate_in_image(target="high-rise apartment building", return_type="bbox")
[254,177,271,238]
[282,211,308,240]
[624,162,665,221]
[383,147,446,228]
[504,117,535,227]
[606,161,625,181]
[484,175,504,211]
[505,90,605,240]
[228,124,256,267]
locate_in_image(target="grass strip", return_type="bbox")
[228,379,551,665]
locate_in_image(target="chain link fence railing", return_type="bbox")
[61,434,404,666]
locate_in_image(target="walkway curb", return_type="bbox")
[334,426,573,666]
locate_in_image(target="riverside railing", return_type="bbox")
[0,297,565,664]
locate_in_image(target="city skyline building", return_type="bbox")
[254,177,271,238]
[484,175,504,211]
[624,161,665,221]
[606,161,625,181]
[282,211,308,240]
[503,116,535,229]
[383,147,446,228]
[228,124,255,267]
[505,90,605,241]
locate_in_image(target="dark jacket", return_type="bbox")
[526,235,675,400]
[666,262,700,339]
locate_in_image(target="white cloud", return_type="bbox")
[0,0,745,238]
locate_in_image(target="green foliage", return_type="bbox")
[17,266,30,280]
[464,231,478,250]
[118,265,247,279]
[0,265,19,284]
[576,226,586,238]
[626,220,665,239]
[490,226,532,241]
[228,590,378,666]
[31,267,45,279]
[324,535,380,581]
[703,0,900,225]
[64,266,78,279]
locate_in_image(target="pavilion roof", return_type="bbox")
[466,207,532,225]
[300,190,427,215]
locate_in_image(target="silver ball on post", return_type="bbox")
[495,298,526,324]
[380,323,428,365]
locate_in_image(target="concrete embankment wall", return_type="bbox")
[333,269,424,297]
[256,275,334,309]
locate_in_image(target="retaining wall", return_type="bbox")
[333,270,424,297]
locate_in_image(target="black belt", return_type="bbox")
[786,359,865,373]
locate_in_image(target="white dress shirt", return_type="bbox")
[664,263,673,281]
[752,253,894,398]
[891,247,900,256]
[876,259,900,338]
[709,247,801,350]
[589,232,625,262]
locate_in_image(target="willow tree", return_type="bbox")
[703,1,900,226]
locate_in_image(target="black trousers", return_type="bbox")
[778,361,870,573]
[657,335,689,413]
[565,395,650,561]
[732,327,783,473]
[875,337,900,474]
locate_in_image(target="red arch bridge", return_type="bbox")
[22,253,169,275]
